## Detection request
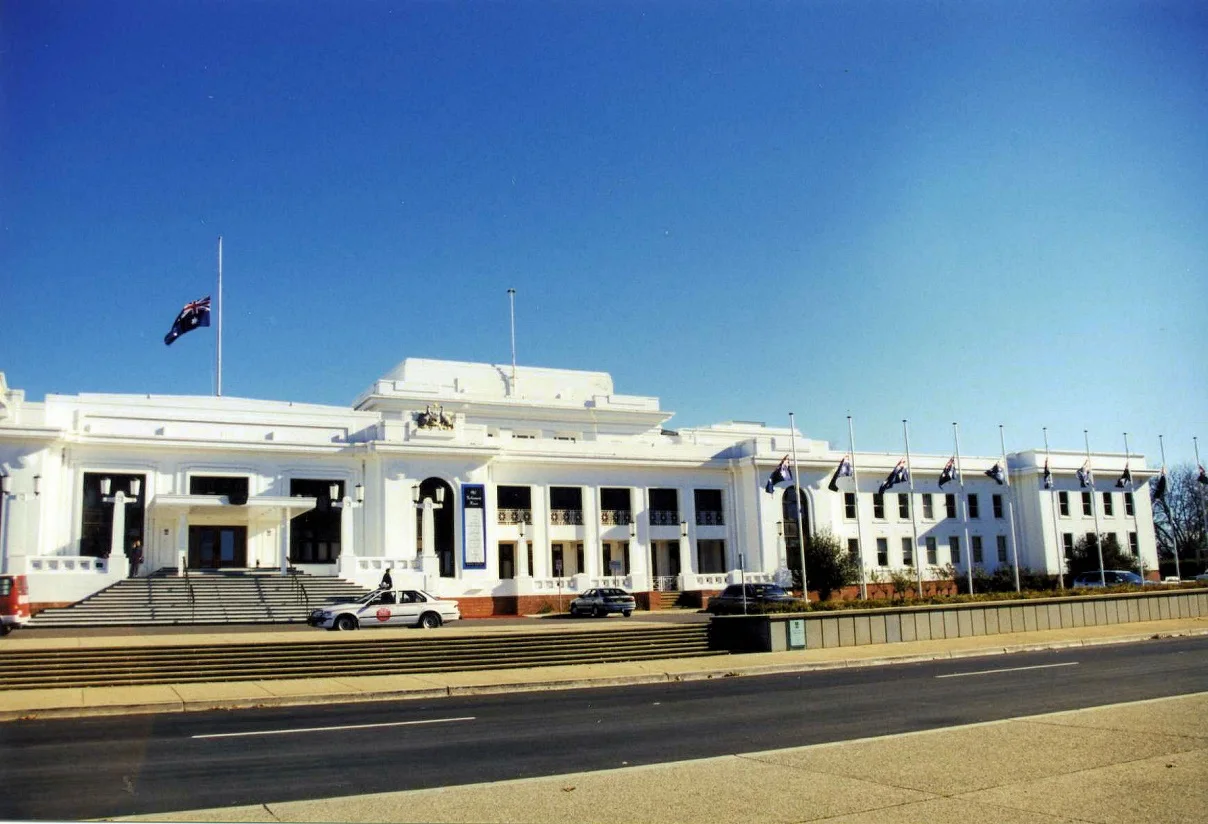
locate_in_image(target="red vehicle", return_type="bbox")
[0,575,31,635]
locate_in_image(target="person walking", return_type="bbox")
[379,567,393,590]
[128,540,143,578]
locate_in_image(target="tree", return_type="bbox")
[1067,533,1137,577]
[1150,464,1208,575]
[803,529,860,601]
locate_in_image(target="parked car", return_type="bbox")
[708,583,797,614]
[308,589,460,630]
[1162,576,1182,584]
[0,575,31,636]
[569,587,636,617]
[1196,572,1208,584]
[1070,570,1151,588]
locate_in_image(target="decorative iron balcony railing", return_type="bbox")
[549,509,584,526]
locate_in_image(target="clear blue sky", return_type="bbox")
[3,1,1205,466]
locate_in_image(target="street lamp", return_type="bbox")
[1,473,40,575]
[330,481,365,563]
[101,476,141,575]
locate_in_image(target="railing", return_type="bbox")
[549,509,584,526]
[600,509,632,526]
[182,565,196,622]
[23,556,110,573]
[288,566,309,610]
[648,510,680,526]
[653,575,679,592]
[696,511,725,526]
[497,508,533,525]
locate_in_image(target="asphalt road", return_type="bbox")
[2,635,1205,821]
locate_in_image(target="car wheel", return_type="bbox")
[335,614,357,632]
[592,606,604,618]
[419,611,442,629]
[622,610,632,618]
[0,624,12,636]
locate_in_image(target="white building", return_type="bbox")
[0,361,1160,615]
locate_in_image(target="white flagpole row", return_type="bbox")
[1084,430,1106,586]
[1000,425,1021,593]
[1043,427,1064,590]
[847,415,868,600]
[903,420,923,597]
[1123,432,1144,582]
[788,412,809,599]
[507,288,517,396]
[953,422,974,595]
[216,236,223,398]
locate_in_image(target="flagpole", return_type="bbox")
[1085,430,1106,586]
[1123,432,1144,582]
[1044,427,1064,590]
[788,413,809,600]
[1000,425,1021,593]
[1159,434,1179,581]
[216,236,223,398]
[1196,436,1206,582]
[507,288,517,396]
[953,423,974,596]
[903,420,923,597]
[847,415,868,600]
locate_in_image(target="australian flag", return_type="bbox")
[1198,464,1208,486]
[984,462,1006,485]
[1154,468,1168,502]
[827,455,853,492]
[765,455,792,494]
[1043,458,1053,490]
[1115,465,1132,489]
[938,457,957,488]
[878,459,909,495]
[164,296,211,346]
[1076,460,1093,489]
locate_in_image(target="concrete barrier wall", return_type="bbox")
[709,589,1208,653]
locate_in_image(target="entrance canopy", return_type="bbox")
[149,494,317,526]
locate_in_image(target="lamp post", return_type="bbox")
[330,481,364,570]
[413,485,446,579]
[101,477,141,576]
[1,473,40,575]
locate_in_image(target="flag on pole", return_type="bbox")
[1115,465,1132,489]
[938,457,957,488]
[1154,468,1168,502]
[164,296,212,346]
[827,455,853,492]
[1043,458,1053,490]
[878,459,909,494]
[765,455,792,494]
[1076,460,1093,489]
[984,462,1006,485]
[1198,464,1208,485]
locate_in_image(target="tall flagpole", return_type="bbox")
[788,412,809,599]
[507,288,517,396]
[216,236,223,398]
[1196,436,1207,580]
[847,415,867,600]
[1159,434,1179,581]
[903,420,922,597]
[1085,430,1106,586]
[952,423,974,596]
[1044,427,1064,590]
[1123,432,1144,582]
[1000,424,1021,592]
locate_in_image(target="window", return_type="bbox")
[1102,492,1113,517]
[898,493,910,519]
[1125,492,1134,516]
[601,487,633,525]
[876,538,888,567]
[498,542,516,579]
[949,536,960,565]
[551,543,567,576]
[945,494,956,519]
[576,542,585,574]
[1086,531,1097,545]
[844,493,857,519]
[1129,532,1139,557]
[997,535,1009,563]
[648,489,679,524]
[80,472,147,558]
[925,536,937,565]
[696,539,725,573]
[190,474,249,502]
[512,432,537,440]
[1058,491,1070,517]
[847,538,860,561]
[694,489,725,526]
[290,478,344,563]
[1081,492,1093,516]
[922,493,934,520]
[1062,533,1075,559]
[972,535,984,564]
[968,494,980,519]
[873,493,885,520]
[902,537,914,566]
[992,494,1004,519]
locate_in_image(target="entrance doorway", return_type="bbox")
[188,526,248,569]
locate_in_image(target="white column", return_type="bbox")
[517,533,530,577]
[176,513,188,576]
[110,491,128,572]
[583,486,601,578]
[678,486,695,579]
[340,498,355,558]
[531,484,548,578]
[279,509,290,573]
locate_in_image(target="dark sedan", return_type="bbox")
[707,583,798,614]
[569,587,637,617]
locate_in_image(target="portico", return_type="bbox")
[148,495,317,574]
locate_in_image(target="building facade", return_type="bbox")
[0,361,1159,615]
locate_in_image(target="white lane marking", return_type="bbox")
[936,662,1079,679]
[192,716,476,739]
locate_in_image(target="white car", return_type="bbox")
[308,589,460,631]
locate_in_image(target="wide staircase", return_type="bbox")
[27,569,374,628]
[0,624,722,689]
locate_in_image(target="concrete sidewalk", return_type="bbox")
[114,692,1208,824]
[2,616,1205,721]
